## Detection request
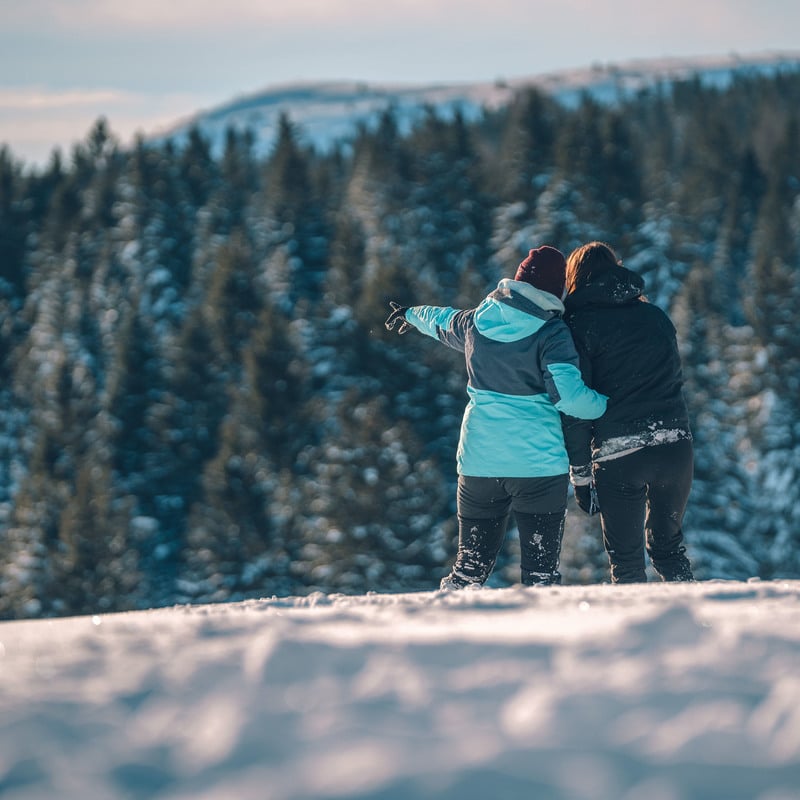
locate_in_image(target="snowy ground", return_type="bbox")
[1,580,799,800]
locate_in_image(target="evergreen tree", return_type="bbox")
[54,459,140,614]
[493,88,557,205]
[710,147,766,324]
[293,389,453,594]
[746,116,800,401]
[405,107,493,300]
[0,148,28,296]
[262,113,328,302]
[181,306,305,601]
[204,228,262,365]
[179,126,218,209]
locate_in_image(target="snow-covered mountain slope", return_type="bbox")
[153,51,800,157]
[2,579,799,799]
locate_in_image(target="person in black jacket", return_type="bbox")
[561,241,694,583]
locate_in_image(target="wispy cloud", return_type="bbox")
[8,0,410,32]
[0,87,129,111]
[8,0,795,34]
[0,86,213,166]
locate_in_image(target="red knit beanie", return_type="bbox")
[514,246,567,299]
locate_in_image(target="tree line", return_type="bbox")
[0,67,799,618]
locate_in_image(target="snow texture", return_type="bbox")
[1,580,799,799]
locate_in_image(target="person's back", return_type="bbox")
[563,266,691,461]
[562,242,694,584]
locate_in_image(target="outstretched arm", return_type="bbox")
[404,305,460,340]
[386,301,469,351]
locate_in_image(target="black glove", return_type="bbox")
[385,301,412,334]
[573,482,600,516]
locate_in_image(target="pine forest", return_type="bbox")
[1,69,799,619]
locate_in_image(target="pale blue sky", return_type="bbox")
[2,0,799,165]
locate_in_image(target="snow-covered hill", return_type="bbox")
[153,51,800,158]
[2,580,799,799]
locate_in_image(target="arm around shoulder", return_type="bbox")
[541,320,606,419]
[549,363,607,419]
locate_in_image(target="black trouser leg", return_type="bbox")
[595,468,648,583]
[516,510,565,585]
[644,440,694,581]
[449,476,512,587]
[444,515,508,587]
[447,475,568,589]
[594,440,694,583]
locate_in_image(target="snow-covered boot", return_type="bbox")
[609,561,648,583]
[439,572,480,591]
[517,511,565,586]
[440,515,507,589]
[651,546,694,582]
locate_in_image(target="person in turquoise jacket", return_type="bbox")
[386,245,608,588]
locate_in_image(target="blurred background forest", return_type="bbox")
[1,68,799,619]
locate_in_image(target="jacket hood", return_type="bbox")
[473,278,563,342]
[564,266,645,311]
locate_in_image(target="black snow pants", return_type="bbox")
[593,438,694,583]
[443,474,568,588]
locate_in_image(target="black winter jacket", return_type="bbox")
[561,265,692,471]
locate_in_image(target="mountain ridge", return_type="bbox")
[152,49,800,156]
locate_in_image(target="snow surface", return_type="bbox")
[2,580,800,799]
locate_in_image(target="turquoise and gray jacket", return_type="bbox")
[404,279,608,477]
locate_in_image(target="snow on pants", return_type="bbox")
[448,474,568,586]
[593,438,694,583]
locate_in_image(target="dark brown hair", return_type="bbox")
[565,241,622,294]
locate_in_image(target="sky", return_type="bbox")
[2,0,800,166]
[1,579,799,798]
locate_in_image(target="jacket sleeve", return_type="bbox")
[405,306,470,352]
[560,333,595,473]
[540,321,607,421]
[561,414,593,477]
